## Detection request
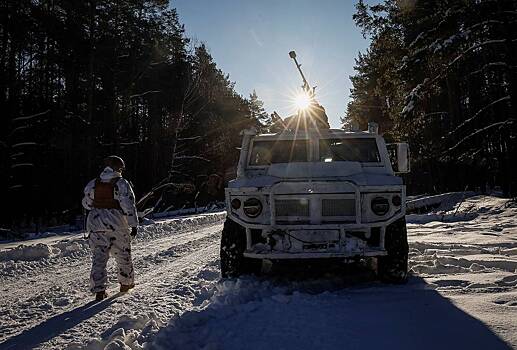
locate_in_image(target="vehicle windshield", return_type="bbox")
[319,138,381,163]
[249,140,309,166]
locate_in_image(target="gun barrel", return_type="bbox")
[289,50,311,93]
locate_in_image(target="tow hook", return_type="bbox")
[267,229,285,249]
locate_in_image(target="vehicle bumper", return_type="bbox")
[226,181,405,260]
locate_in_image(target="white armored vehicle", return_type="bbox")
[220,52,410,283]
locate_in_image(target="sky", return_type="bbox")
[172,0,374,128]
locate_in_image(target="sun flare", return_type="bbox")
[293,92,311,110]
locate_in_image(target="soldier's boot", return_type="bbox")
[95,291,108,301]
[120,284,135,293]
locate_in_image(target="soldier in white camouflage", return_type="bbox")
[82,156,139,301]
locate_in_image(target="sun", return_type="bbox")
[293,91,311,110]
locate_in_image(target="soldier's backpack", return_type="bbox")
[93,177,122,209]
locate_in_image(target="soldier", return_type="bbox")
[82,156,138,301]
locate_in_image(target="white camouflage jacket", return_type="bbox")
[82,167,139,233]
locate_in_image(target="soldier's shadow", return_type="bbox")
[0,294,121,350]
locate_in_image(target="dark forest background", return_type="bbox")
[0,0,270,231]
[345,0,517,196]
[1,0,516,232]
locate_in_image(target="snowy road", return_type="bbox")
[0,213,226,349]
[1,196,516,349]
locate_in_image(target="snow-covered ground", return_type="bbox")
[0,195,516,350]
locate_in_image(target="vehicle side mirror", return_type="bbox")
[387,143,410,173]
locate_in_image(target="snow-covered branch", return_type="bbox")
[405,40,510,113]
[177,136,201,142]
[8,125,30,136]
[12,110,50,122]
[11,163,35,169]
[468,62,513,76]
[98,140,140,146]
[129,90,161,99]
[447,40,506,69]
[448,96,510,136]
[174,155,211,162]
[65,113,91,125]
[424,111,448,118]
[11,142,38,148]
[446,119,515,153]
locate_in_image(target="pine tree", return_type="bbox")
[248,90,270,131]
[346,0,517,195]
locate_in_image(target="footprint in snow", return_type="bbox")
[493,298,517,307]
[495,274,517,287]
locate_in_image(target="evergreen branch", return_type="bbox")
[174,155,211,162]
[448,96,510,136]
[445,119,515,153]
[129,90,161,99]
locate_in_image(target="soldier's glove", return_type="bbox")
[131,227,138,238]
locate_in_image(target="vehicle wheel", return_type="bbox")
[220,218,261,277]
[378,217,409,284]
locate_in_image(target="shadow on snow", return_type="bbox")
[153,270,512,350]
[0,294,120,350]
[0,268,512,350]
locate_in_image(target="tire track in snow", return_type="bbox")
[0,225,222,324]
[0,222,223,349]
[42,233,223,349]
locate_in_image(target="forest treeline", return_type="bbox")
[345,0,517,196]
[0,0,270,230]
[2,0,516,231]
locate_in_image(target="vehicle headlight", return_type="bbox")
[371,197,390,216]
[243,198,262,218]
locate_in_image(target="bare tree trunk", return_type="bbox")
[87,0,96,174]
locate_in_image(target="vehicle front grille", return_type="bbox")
[321,198,355,217]
[275,199,310,217]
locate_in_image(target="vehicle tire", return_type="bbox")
[220,218,261,278]
[377,217,409,284]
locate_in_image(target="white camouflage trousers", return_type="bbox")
[89,230,134,292]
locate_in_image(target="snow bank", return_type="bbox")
[0,243,56,261]
[406,191,476,213]
[405,192,506,224]
[0,212,226,278]
[137,212,225,241]
[1,207,226,243]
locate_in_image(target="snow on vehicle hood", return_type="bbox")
[267,162,362,179]
[228,168,402,188]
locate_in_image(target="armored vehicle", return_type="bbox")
[220,52,410,283]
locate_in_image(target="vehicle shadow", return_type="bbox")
[0,295,119,350]
[154,268,512,350]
